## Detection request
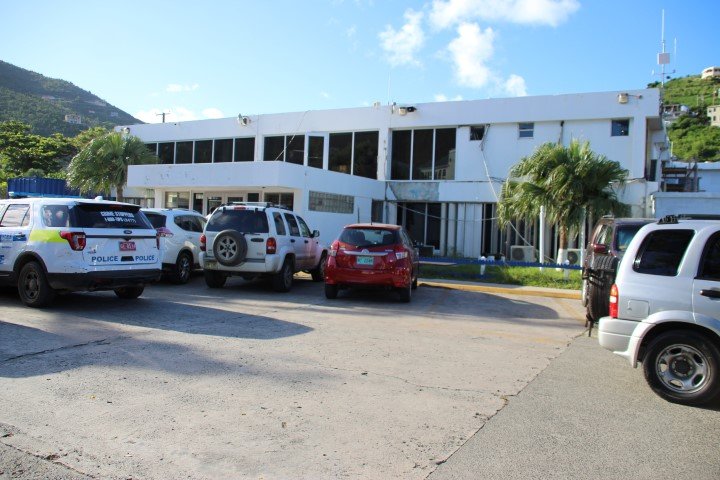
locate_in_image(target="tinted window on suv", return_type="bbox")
[616,225,644,252]
[144,212,166,229]
[70,204,152,229]
[206,210,269,233]
[633,229,694,276]
[698,233,720,281]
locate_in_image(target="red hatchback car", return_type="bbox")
[324,223,420,302]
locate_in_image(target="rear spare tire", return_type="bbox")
[213,230,247,267]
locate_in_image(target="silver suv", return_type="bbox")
[200,203,327,292]
[598,215,720,406]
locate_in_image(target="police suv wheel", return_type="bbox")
[17,261,55,308]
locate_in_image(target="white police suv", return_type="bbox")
[0,197,162,307]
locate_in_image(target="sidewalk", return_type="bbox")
[419,277,581,300]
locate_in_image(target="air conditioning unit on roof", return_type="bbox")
[510,245,536,262]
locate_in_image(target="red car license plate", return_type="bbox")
[356,256,374,265]
[119,241,136,251]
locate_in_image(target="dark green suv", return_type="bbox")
[582,216,654,323]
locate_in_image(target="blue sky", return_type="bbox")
[2,1,718,124]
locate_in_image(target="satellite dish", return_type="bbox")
[237,114,250,126]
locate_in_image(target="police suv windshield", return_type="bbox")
[68,204,153,229]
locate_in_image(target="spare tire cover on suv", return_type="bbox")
[213,230,248,266]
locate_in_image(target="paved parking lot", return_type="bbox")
[0,275,586,479]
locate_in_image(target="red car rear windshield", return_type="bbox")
[340,228,398,247]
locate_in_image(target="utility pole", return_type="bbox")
[156,112,169,123]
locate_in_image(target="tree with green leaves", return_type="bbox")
[0,121,75,176]
[498,140,630,254]
[67,132,157,202]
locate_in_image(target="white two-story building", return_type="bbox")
[122,88,666,260]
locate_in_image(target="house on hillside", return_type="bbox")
[701,66,720,80]
[119,88,667,260]
[708,105,720,127]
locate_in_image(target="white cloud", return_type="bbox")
[447,23,496,88]
[201,108,224,119]
[320,91,331,99]
[346,25,357,37]
[166,83,200,93]
[434,93,464,102]
[378,9,425,67]
[430,0,579,29]
[503,74,527,96]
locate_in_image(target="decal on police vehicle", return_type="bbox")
[100,211,138,224]
[0,255,4,265]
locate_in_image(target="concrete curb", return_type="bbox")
[419,278,582,300]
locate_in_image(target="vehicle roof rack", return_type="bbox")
[658,214,720,224]
[226,201,291,211]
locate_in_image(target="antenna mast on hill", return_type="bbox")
[656,9,675,87]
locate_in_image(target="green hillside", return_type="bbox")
[652,74,720,162]
[0,60,141,136]
[656,74,720,108]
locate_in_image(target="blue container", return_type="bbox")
[7,177,85,198]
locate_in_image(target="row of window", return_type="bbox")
[143,119,631,181]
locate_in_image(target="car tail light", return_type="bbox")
[200,234,206,252]
[156,227,173,237]
[329,241,339,257]
[394,249,409,260]
[609,284,619,318]
[59,231,86,251]
[266,237,277,254]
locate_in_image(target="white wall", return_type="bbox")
[652,192,720,218]
[123,88,663,255]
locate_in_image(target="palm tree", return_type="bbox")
[67,132,157,202]
[498,140,629,256]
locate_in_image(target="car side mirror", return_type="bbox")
[592,244,608,254]
[312,230,320,238]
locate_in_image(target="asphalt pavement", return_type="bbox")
[429,332,720,480]
[2,278,718,479]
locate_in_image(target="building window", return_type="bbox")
[329,132,352,173]
[611,119,630,136]
[234,137,255,162]
[214,139,233,163]
[309,191,354,214]
[397,202,441,249]
[434,128,456,180]
[371,200,384,223]
[145,143,158,155]
[308,136,324,169]
[194,140,212,163]
[286,135,305,165]
[518,122,534,138]
[391,130,412,180]
[264,136,285,161]
[165,192,190,209]
[264,192,294,210]
[391,128,456,180]
[353,131,378,179]
[158,142,174,164]
[469,126,485,141]
[176,141,193,164]
[412,129,433,180]
[263,135,304,163]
